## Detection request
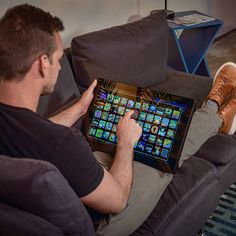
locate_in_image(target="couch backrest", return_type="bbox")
[37,53,80,117]
[71,10,169,93]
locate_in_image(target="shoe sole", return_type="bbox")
[213,62,236,135]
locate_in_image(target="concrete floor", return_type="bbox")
[206,30,236,77]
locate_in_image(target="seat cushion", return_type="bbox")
[0,155,95,236]
[71,10,168,93]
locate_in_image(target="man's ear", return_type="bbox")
[38,55,49,78]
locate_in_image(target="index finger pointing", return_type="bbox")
[124,110,134,120]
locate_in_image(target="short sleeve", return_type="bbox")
[52,128,104,197]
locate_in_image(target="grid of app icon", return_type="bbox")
[88,91,183,161]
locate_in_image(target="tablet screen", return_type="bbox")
[83,78,196,173]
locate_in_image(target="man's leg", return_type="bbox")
[94,151,173,236]
[179,105,222,167]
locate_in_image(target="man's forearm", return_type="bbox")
[109,142,134,204]
[49,99,87,127]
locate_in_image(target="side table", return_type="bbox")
[167,10,223,77]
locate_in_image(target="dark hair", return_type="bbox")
[0,4,64,80]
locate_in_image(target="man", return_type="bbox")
[0,4,235,236]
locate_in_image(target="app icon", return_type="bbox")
[118,106,125,115]
[102,131,110,140]
[140,133,149,142]
[111,104,118,113]
[114,115,122,124]
[132,110,139,120]
[127,100,135,108]
[137,141,146,151]
[146,114,154,123]
[104,103,111,111]
[99,92,107,101]
[142,103,149,111]
[161,148,169,159]
[113,95,121,104]
[156,138,163,146]
[172,110,181,119]
[108,113,116,122]
[139,112,147,121]
[146,144,153,153]
[158,127,166,137]
[151,125,158,134]
[153,115,162,125]
[105,122,113,131]
[163,139,172,149]
[89,128,96,136]
[169,120,177,129]
[112,124,117,132]
[166,129,174,138]
[135,102,141,109]
[152,146,161,156]
[148,134,156,143]
[161,118,170,127]
[165,108,172,116]
[94,109,102,119]
[120,97,128,106]
[101,111,109,120]
[143,123,151,132]
[156,106,164,115]
[107,94,114,102]
[98,120,106,129]
[97,102,104,109]
[109,133,117,142]
[91,118,99,127]
[95,129,103,138]
[149,104,156,113]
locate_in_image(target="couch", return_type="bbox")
[0,11,236,236]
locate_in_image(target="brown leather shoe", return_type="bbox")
[218,88,236,134]
[207,62,236,107]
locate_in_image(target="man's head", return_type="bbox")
[0,4,64,83]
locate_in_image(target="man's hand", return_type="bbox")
[49,80,97,127]
[117,110,142,148]
[78,80,97,117]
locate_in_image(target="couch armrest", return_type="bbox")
[150,69,213,108]
[0,201,64,236]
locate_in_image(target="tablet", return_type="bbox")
[83,78,196,173]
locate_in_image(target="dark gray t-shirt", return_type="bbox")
[0,102,104,197]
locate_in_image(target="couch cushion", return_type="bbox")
[71,11,168,93]
[196,133,236,164]
[37,54,80,117]
[0,155,95,236]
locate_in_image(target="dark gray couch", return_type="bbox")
[0,11,236,236]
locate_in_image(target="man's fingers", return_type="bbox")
[89,79,97,91]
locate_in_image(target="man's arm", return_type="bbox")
[81,111,142,214]
[49,80,97,127]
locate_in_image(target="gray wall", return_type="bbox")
[0,0,235,47]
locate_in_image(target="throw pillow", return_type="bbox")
[71,10,168,93]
